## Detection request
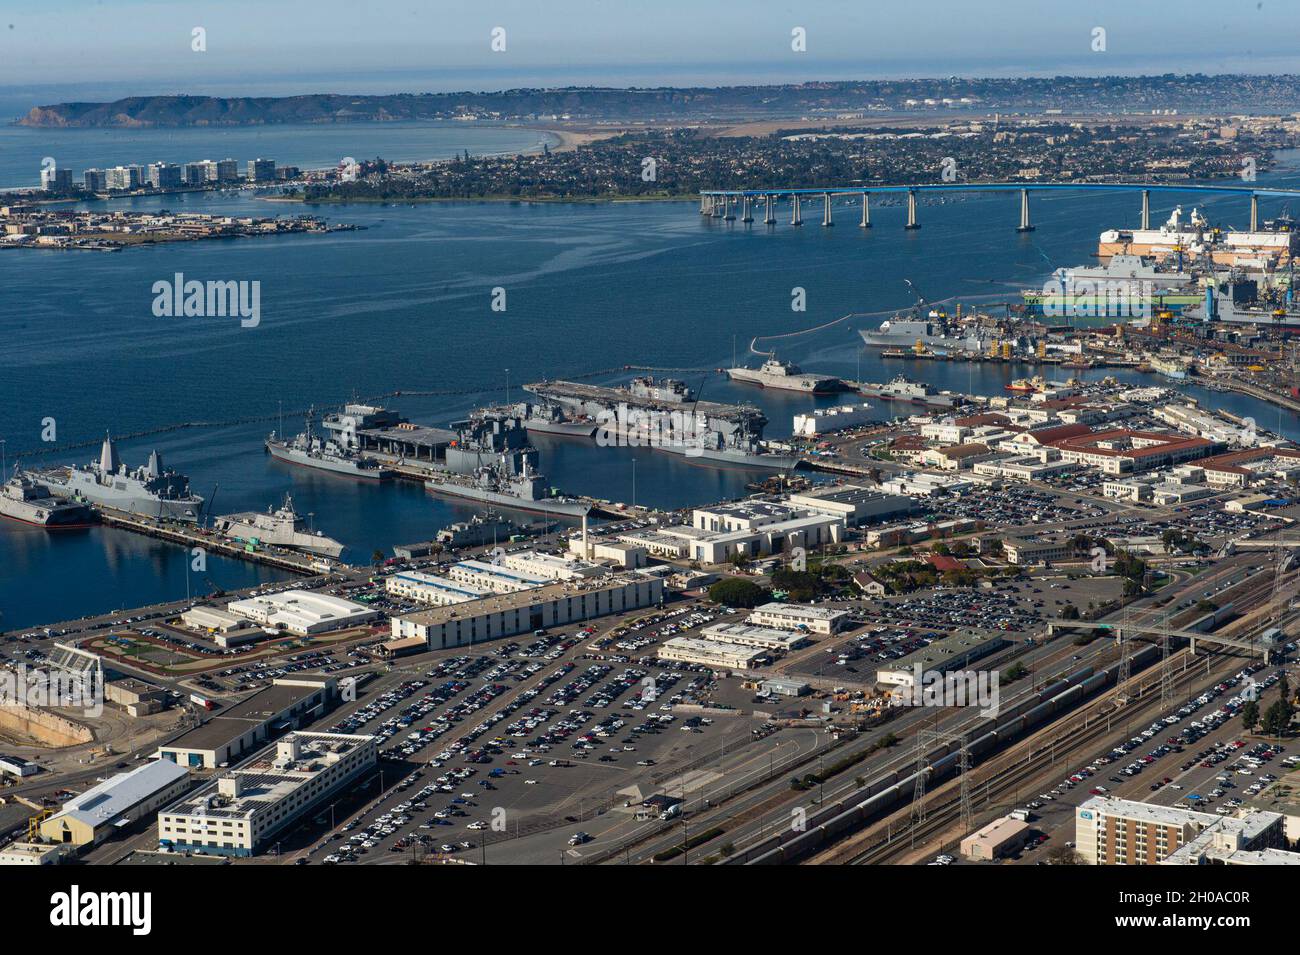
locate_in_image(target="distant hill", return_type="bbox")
[16,76,1300,127]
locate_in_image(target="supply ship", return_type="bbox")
[212,493,345,558]
[32,435,204,523]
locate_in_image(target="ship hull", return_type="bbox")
[524,420,599,438]
[0,499,96,528]
[425,480,589,518]
[33,475,202,523]
[727,370,840,394]
[267,441,393,480]
[859,329,988,353]
[655,445,799,471]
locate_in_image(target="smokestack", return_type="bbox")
[581,513,589,558]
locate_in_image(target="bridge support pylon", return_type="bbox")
[791,195,802,226]
[904,189,920,230]
[1017,188,1035,232]
[860,193,871,229]
[822,193,834,227]
[1251,194,1259,232]
[741,196,753,223]
[1141,189,1150,230]
[764,194,775,225]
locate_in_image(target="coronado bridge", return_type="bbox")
[697,181,1300,233]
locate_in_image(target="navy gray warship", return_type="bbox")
[859,308,1000,354]
[266,409,394,480]
[32,435,204,523]
[523,377,798,471]
[426,449,589,518]
[727,355,842,394]
[212,493,345,558]
[0,470,96,527]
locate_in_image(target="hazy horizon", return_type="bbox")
[3,0,1300,99]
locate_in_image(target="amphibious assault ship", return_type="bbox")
[0,471,96,528]
[32,435,204,523]
[212,493,345,558]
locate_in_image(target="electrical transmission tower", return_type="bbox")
[909,728,972,847]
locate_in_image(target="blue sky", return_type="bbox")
[1,0,1297,93]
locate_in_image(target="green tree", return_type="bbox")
[1060,603,1080,620]
[1241,699,1260,732]
[708,577,767,608]
[1261,700,1292,738]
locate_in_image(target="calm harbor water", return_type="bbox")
[2,132,1299,630]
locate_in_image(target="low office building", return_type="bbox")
[1076,796,1286,865]
[158,731,377,857]
[747,602,849,635]
[960,816,1032,861]
[391,574,663,650]
[446,559,550,594]
[105,678,168,716]
[182,605,249,633]
[0,754,40,778]
[876,633,1007,689]
[0,841,67,866]
[699,622,808,652]
[1002,537,1072,566]
[759,677,810,697]
[40,759,192,848]
[498,550,609,581]
[157,678,337,769]
[385,570,489,606]
[657,637,767,670]
[786,485,917,527]
[225,590,378,636]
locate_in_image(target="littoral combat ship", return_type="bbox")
[727,355,842,394]
[32,435,204,523]
[212,493,345,558]
[0,470,96,527]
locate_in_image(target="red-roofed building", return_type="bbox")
[1049,428,1217,475]
[928,553,967,573]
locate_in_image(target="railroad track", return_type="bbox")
[823,645,1252,865]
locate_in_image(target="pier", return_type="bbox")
[96,508,330,575]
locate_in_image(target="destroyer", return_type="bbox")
[32,435,203,523]
[212,493,345,558]
[856,375,960,409]
[267,409,394,480]
[426,451,589,518]
[0,471,95,527]
[727,355,842,394]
